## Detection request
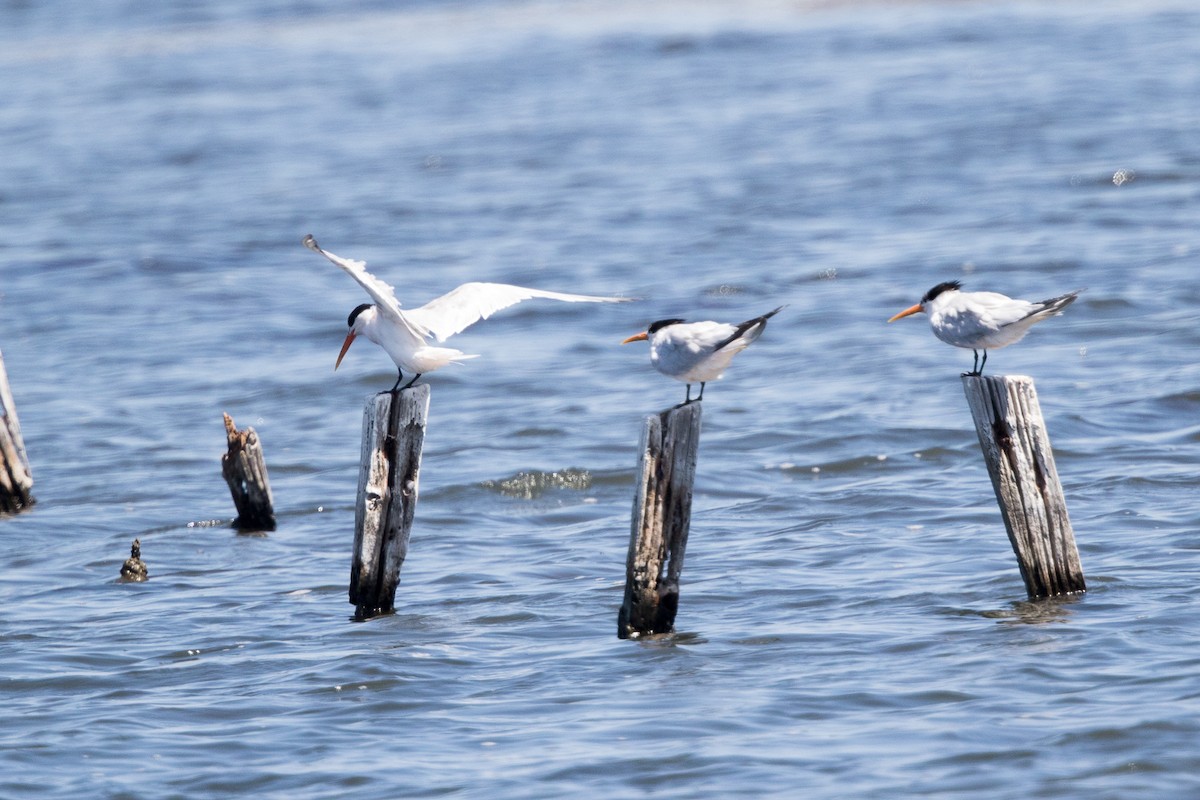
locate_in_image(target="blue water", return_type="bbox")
[2,1,1200,797]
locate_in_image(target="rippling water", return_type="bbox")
[3,1,1200,797]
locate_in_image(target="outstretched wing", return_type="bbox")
[406,282,629,342]
[303,235,429,337]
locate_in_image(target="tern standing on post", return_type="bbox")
[622,306,783,403]
[304,235,629,391]
[887,281,1081,375]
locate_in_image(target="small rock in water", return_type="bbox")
[120,538,148,582]
[483,468,592,500]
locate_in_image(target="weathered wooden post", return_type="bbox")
[618,401,703,639]
[0,349,34,514]
[221,413,276,531]
[962,374,1085,598]
[350,384,430,620]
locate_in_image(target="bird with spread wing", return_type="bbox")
[304,235,630,390]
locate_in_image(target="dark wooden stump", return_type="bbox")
[0,349,34,515]
[119,539,148,582]
[963,374,1085,598]
[618,401,703,639]
[350,384,430,620]
[221,413,276,531]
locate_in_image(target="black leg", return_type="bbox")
[979,351,987,375]
[697,382,706,401]
[964,350,981,377]
[401,373,422,390]
[389,369,404,392]
[685,384,692,403]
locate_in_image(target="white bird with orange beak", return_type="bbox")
[304,235,629,390]
[622,306,782,403]
[887,280,1082,375]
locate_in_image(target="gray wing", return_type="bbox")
[964,292,1036,329]
[406,282,629,342]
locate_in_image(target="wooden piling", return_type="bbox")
[350,384,430,620]
[221,413,276,531]
[962,374,1085,598]
[0,349,34,514]
[618,401,703,639]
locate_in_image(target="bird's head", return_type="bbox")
[621,318,686,344]
[888,281,961,322]
[336,303,376,369]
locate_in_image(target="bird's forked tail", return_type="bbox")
[713,305,785,352]
[1029,289,1083,320]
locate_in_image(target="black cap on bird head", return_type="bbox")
[347,303,372,327]
[621,317,687,345]
[889,281,962,323]
[921,281,962,304]
[647,318,687,334]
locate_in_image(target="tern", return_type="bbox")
[621,306,783,403]
[887,280,1082,375]
[304,235,628,390]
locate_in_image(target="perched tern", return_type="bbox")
[622,306,783,403]
[887,280,1082,375]
[303,235,629,390]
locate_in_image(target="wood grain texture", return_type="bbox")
[962,374,1084,598]
[221,413,276,531]
[350,384,430,620]
[0,350,33,514]
[619,401,703,638]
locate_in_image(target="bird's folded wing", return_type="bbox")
[971,293,1037,328]
[407,282,628,342]
[303,235,429,339]
[712,310,777,352]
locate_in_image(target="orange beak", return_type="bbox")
[335,331,356,370]
[887,304,923,323]
[621,331,648,344]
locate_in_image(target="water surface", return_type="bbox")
[2,1,1199,797]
